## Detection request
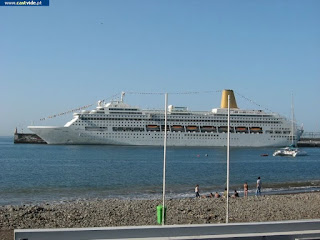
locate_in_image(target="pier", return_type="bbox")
[298,138,320,147]
[14,131,46,144]
[298,132,320,147]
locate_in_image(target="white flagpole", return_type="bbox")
[291,93,294,146]
[162,93,168,225]
[226,95,230,224]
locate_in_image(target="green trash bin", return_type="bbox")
[157,205,166,224]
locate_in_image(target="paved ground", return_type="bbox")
[15,219,320,240]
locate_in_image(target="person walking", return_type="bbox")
[195,184,200,198]
[256,177,262,196]
[244,182,248,197]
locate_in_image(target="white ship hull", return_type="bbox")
[29,126,293,147]
[28,90,303,147]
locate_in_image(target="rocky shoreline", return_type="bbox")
[1,192,320,240]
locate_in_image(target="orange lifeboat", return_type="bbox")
[171,125,184,132]
[235,127,248,133]
[186,126,199,132]
[146,125,160,131]
[250,127,263,133]
[200,126,216,132]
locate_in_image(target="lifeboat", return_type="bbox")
[218,126,234,133]
[200,126,216,132]
[146,125,160,131]
[171,125,184,132]
[161,125,170,131]
[250,127,263,133]
[218,126,228,133]
[235,127,248,133]
[186,126,199,132]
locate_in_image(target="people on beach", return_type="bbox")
[244,182,248,197]
[232,189,239,198]
[223,188,230,198]
[200,192,221,198]
[201,192,214,198]
[256,177,262,196]
[195,184,200,198]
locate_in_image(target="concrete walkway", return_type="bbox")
[15,219,320,240]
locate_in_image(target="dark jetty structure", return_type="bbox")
[14,128,46,144]
[297,138,320,147]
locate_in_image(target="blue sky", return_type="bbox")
[1,0,319,136]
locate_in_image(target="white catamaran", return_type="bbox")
[28,90,303,146]
[273,95,307,157]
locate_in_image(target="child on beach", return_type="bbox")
[244,182,248,197]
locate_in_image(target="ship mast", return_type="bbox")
[121,92,125,102]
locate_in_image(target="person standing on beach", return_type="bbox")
[256,177,262,196]
[195,184,200,198]
[223,188,229,198]
[244,182,248,197]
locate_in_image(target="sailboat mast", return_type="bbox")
[291,93,294,146]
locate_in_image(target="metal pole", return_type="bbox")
[162,93,168,225]
[291,93,295,146]
[226,95,230,224]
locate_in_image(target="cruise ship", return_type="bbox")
[28,90,303,147]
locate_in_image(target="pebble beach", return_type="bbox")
[1,192,320,240]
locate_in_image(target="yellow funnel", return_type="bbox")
[220,89,238,109]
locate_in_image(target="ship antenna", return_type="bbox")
[121,92,125,102]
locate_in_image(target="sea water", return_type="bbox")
[0,136,319,205]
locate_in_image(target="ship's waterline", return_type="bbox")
[28,90,303,147]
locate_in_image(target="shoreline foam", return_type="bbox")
[1,184,320,206]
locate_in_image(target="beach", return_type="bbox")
[1,192,320,240]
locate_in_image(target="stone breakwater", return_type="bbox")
[1,192,320,240]
[14,133,46,144]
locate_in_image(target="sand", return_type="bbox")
[1,192,320,240]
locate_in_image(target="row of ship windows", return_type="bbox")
[81,114,278,119]
[84,132,295,139]
[79,126,286,132]
[85,136,243,140]
[79,118,281,124]
[83,133,240,140]
[83,132,292,140]
[83,126,291,135]
[272,136,296,139]
[81,115,277,120]
[75,123,285,128]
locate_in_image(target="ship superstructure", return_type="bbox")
[28,90,303,146]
